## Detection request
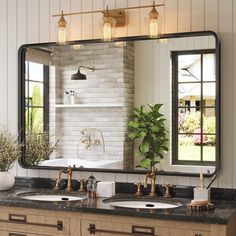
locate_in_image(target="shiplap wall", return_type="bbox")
[0,0,234,188]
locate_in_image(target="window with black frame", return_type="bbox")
[172,49,216,165]
[25,60,49,134]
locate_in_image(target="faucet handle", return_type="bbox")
[78,179,86,192]
[54,176,60,191]
[134,182,143,196]
[163,183,173,198]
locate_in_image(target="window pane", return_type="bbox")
[203,144,216,162]
[178,134,201,161]
[203,109,216,134]
[178,54,201,82]
[30,108,44,133]
[203,54,215,81]
[29,82,44,107]
[203,82,215,103]
[28,62,44,82]
[178,83,201,101]
[178,109,201,134]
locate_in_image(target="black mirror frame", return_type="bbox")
[18,31,220,177]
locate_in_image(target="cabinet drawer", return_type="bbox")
[82,219,168,236]
[169,228,210,236]
[0,208,69,235]
[1,231,49,236]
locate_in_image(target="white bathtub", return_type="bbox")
[40,158,123,169]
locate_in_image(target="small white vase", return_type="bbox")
[0,171,15,190]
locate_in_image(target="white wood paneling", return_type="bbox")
[0,0,8,127]
[218,0,233,188]
[70,0,82,40]
[191,0,204,31]
[127,0,139,36]
[0,0,235,188]
[81,0,93,39]
[233,0,236,189]
[177,0,191,32]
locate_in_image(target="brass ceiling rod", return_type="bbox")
[51,3,165,17]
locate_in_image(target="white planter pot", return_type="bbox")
[0,172,15,190]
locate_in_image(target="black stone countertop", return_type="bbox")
[0,186,235,225]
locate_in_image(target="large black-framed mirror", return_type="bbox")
[18,31,220,177]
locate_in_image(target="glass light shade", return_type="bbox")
[148,1,159,38]
[58,11,68,45]
[149,18,159,38]
[58,26,67,45]
[103,16,115,42]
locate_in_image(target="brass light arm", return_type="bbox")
[52,4,164,17]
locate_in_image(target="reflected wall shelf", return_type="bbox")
[54,103,123,108]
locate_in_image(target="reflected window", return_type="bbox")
[25,61,49,133]
[172,50,216,165]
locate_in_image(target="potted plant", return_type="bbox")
[128,104,169,171]
[0,130,21,190]
[24,131,60,166]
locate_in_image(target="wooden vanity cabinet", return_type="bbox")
[0,206,71,236]
[80,213,236,236]
[0,206,235,236]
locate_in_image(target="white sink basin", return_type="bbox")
[19,194,84,202]
[107,201,181,209]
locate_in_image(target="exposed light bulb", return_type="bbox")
[58,26,67,45]
[148,1,159,38]
[103,21,112,41]
[149,18,159,38]
[58,11,67,45]
[102,6,115,41]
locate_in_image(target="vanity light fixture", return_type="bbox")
[102,7,115,42]
[71,65,95,80]
[53,1,164,42]
[58,11,68,45]
[149,1,159,38]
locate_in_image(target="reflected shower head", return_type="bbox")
[71,65,95,80]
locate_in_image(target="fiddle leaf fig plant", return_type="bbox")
[128,104,169,171]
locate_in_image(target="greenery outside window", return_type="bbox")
[25,61,49,134]
[172,49,216,165]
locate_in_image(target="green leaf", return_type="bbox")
[128,121,140,128]
[128,132,138,140]
[154,103,163,111]
[139,141,150,154]
[139,131,146,138]
[137,159,151,170]
[151,125,159,132]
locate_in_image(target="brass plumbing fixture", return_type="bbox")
[163,184,173,198]
[143,169,158,197]
[78,179,86,192]
[134,182,143,196]
[54,166,73,192]
[78,128,105,156]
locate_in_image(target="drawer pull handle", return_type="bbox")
[88,224,157,235]
[1,216,63,232]
[9,234,26,236]
[132,225,155,235]
[9,214,27,223]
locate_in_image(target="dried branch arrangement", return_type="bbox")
[0,130,21,171]
[24,132,60,166]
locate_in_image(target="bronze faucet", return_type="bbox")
[143,169,158,197]
[54,166,73,192]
